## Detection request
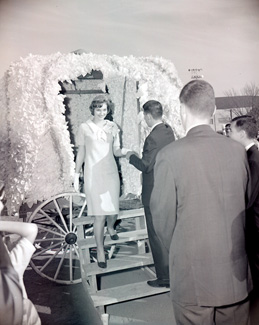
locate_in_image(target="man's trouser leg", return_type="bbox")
[172,298,250,325]
[144,205,169,282]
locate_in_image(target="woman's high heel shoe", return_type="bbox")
[110,233,119,240]
[97,251,107,268]
[97,260,107,268]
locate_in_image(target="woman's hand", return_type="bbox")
[121,148,131,156]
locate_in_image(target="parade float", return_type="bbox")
[0,51,183,283]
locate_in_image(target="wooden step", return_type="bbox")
[73,208,145,227]
[91,280,170,307]
[84,253,154,276]
[119,208,144,219]
[77,229,148,249]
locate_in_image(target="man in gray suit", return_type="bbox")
[150,80,252,324]
[126,100,175,288]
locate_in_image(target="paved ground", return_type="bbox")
[24,265,175,325]
[20,214,259,325]
[22,215,175,325]
[3,214,259,325]
[24,256,259,325]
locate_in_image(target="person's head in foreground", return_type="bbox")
[179,79,215,131]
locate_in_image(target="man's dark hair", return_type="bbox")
[179,80,215,118]
[143,100,163,120]
[231,115,257,139]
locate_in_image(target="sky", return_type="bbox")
[0,0,258,96]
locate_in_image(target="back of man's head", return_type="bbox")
[179,80,215,118]
[143,100,163,120]
[231,115,257,139]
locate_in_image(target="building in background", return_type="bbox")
[213,96,259,133]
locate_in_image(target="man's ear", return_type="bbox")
[180,103,187,128]
[240,130,246,139]
[180,103,186,116]
[146,113,152,121]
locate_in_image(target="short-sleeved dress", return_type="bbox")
[77,119,120,216]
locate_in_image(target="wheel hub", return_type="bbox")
[65,232,77,245]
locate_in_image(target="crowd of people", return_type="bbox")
[150,81,257,324]
[1,79,259,324]
[72,81,259,324]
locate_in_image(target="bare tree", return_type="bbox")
[224,82,259,117]
[250,103,259,132]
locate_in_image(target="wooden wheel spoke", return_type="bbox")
[72,199,87,233]
[77,199,87,219]
[37,224,65,237]
[72,244,80,259]
[35,237,62,243]
[40,245,64,272]
[69,196,73,232]
[39,208,67,235]
[31,214,49,224]
[69,246,73,282]
[53,199,69,233]
[54,245,69,280]
[33,241,63,258]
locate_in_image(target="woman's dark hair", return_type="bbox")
[89,94,114,116]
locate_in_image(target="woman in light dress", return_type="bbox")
[74,95,129,268]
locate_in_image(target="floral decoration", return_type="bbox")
[0,51,183,215]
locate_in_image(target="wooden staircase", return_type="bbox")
[73,207,170,320]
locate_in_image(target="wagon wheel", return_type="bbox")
[27,192,87,284]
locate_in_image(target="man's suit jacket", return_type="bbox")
[150,125,252,307]
[247,145,259,215]
[246,145,259,274]
[129,123,175,206]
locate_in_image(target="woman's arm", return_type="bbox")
[0,221,38,244]
[75,145,85,173]
[113,130,130,157]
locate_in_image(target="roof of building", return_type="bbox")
[216,96,259,110]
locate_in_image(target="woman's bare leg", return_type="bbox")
[107,214,118,236]
[94,215,106,262]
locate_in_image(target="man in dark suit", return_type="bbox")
[230,115,259,291]
[150,80,252,324]
[126,100,175,288]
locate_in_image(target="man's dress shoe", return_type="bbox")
[147,279,170,288]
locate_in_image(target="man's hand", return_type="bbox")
[126,151,139,160]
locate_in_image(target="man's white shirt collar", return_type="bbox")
[151,121,163,132]
[245,142,255,151]
[185,123,208,136]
